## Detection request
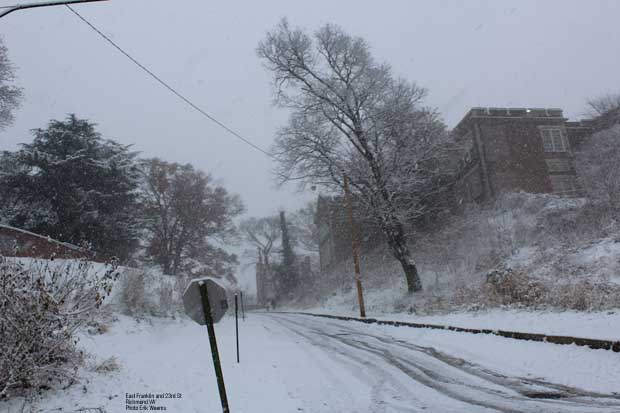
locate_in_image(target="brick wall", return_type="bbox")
[453,107,584,203]
[0,225,96,260]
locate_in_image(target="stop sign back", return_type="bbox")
[183,278,229,324]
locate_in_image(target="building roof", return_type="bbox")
[0,224,84,252]
[454,107,566,135]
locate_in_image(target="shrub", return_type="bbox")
[551,280,620,311]
[0,257,120,399]
[483,266,548,307]
[448,266,620,312]
[117,269,186,317]
[156,281,174,315]
[118,269,147,316]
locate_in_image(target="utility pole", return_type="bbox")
[343,174,366,318]
[0,0,108,20]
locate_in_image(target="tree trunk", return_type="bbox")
[400,256,422,293]
[359,142,423,293]
[383,218,423,293]
[162,254,171,275]
[172,245,182,276]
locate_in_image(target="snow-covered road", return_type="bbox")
[263,313,620,412]
[5,312,620,412]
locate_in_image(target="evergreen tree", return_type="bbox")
[278,210,298,295]
[0,114,140,260]
[0,38,22,131]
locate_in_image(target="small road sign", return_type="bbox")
[183,278,229,324]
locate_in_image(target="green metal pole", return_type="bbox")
[199,282,230,413]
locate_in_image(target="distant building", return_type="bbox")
[452,107,593,204]
[316,196,348,273]
[0,224,96,260]
[315,106,603,272]
[316,195,383,273]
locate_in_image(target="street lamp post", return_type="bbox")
[0,0,108,20]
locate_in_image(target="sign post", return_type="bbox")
[199,282,229,413]
[235,294,240,363]
[240,291,245,321]
[183,279,230,413]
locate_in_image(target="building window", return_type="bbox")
[549,175,578,196]
[545,158,572,172]
[541,128,567,152]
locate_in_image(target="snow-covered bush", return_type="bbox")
[0,257,120,399]
[118,268,148,316]
[551,280,620,311]
[115,268,189,317]
[447,267,620,312]
[156,280,174,315]
[483,266,547,307]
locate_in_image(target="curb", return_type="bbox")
[275,311,620,352]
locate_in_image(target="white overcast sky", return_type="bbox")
[1,0,619,220]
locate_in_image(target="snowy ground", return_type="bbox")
[3,312,620,412]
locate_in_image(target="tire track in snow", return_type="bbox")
[352,330,620,404]
[262,313,620,413]
[262,314,424,412]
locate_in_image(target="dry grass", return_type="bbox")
[444,267,620,313]
[92,357,121,374]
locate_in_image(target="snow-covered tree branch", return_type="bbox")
[258,19,449,292]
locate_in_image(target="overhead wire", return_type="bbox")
[64,4,274,159]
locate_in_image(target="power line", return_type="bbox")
[64,4,274,159]
[0,0,108,19]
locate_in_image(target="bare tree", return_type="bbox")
[239,215,280,266]
[0,38,22,131]
[290,200,320,253]
[258,19,447,292]
[139,158,244,281]
[587,93,620,117]
[586,93,620,129]
[575,125,620,218]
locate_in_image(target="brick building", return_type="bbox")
[0,224,96,260]
[316,195,385,273]
[316,196,348,273]
[452,107,593,205]
[314,106,602,272]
